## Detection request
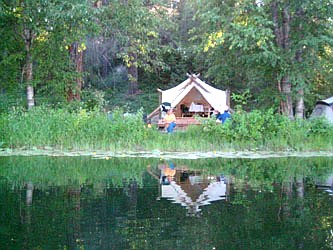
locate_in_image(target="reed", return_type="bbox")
[1,107,333,152]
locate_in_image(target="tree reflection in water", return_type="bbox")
[0,156,332,249]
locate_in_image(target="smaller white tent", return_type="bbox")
[311,96,333,123]
[160,73,228,112]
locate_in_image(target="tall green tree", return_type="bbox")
[190,0,333,117]
[0,0,96,109]
[99,0,172,95]
[0,5,23,91]
[0,0,53,109]
[50,0,98,101]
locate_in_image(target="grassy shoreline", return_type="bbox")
[1,148,333,159]
[1,107,333,153]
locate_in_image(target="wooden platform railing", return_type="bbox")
[158,117,202,129]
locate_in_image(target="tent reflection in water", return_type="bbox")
[148,162,229,216]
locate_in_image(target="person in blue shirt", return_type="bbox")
[216,108,231,124]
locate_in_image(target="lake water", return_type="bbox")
[0,156,332,250]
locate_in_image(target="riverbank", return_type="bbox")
[1,148,333,159]
[1,107,333,153]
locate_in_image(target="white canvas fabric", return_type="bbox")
[161,180,227,210]
[310,96,333,123]
[321,97,333,105]
[161,75,228,111]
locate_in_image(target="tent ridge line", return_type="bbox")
[172,80,192,105]
[193,79,211,94]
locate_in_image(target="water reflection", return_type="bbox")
[148,161,228,216]
[0,156,333,250]
[316,173,333,196]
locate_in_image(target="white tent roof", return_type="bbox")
[161,74,228,111]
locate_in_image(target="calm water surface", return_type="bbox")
[0,156,332,250]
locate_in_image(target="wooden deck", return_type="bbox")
[157,117,202,130]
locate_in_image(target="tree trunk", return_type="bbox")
[26,53,35,109]
[271,1,294,118]
[295,7,305,119]
[295,49,305,119]
[271,1,282,47]
[67,186,82,246]
[282,180,292,218]
[282,6,290,49]
[296,177,304,199]
[295,88,304,119]
[26,181,34,205]
[68,42,84,101]
[23,31,35,109]
[281,76,294,119]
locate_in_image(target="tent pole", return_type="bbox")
[226,89,231,108]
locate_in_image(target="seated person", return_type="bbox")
[160,161,176,185]
[210,108,219,118]
[209,107,215,117]
[163,108,176,133]
[160,102,171,118]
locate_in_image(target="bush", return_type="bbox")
[0,107,332,151]
[307,117,333,135]
[0,106,153,149]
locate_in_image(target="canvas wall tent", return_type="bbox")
[311,96,333,123]
[148,73,229,123]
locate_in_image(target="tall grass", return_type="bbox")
[1,106,333,152]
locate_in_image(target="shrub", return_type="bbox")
[0,107,332,151]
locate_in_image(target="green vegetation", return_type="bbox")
[1,155,332,190]
[1,0,332,117]
[0,156,154,188]
[1,156,332,250]
[1,106,333,152]
[0,1,332,152]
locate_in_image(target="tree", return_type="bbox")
[189,0,333,117]
[0,0,53,109]
[99,0,172,95]
[270,0,333,118]
[0,3,24,105]
[0,0,97,108]
[57,1,98,102]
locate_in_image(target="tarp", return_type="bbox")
[316,96,333,106]
[161,74,228,111]
[311,96,333,123]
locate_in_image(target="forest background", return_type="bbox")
[0,0,333,152]
[1,0,332,116]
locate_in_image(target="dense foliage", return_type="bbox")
[1,106,333,151]
[1,156,332,249]
[190,0,333,116]
[0,0,332,115]
[0,1,332,151]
